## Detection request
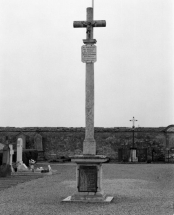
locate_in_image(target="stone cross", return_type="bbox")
[74,7,106,155]
[17,138,23,164]
[9,144,14,166]
[129,117,138,161]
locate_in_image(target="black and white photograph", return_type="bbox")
[0,0,173,214]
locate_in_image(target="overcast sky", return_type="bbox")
[0,0,173,128]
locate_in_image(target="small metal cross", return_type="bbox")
[130,117,138,128]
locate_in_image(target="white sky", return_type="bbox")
[0,0,173,127]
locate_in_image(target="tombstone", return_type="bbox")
[0,145,11,177]
[9,144,14,172]
[16,138,28,171]
[2,145,10,165]
[129,148,138,162]
[34,133,44,161]
[17,138,23,164]
[34,134,43,151]
[16,133,26,149]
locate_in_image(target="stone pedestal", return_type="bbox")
[129,148,138,162]
[62,155,113,203]
[17,138,23,164]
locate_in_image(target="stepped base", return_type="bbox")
[11,170,57,176]
[63,155,113,203]
[63,194,113,203]
[12,172,51,176]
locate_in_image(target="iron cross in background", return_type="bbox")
[130,116,138,129]
[130,117,138,149]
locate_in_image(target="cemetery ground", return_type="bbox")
[0,163,173,215]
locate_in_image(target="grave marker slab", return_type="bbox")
[0,145,11,177]
[9,144,14,165]
[34,134,43,151]
[17,138,23,163]
[16,133,26,149]
[78,166,97,192]
[2,145,10,165]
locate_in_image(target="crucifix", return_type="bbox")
[74,8,106,155]
[63,6,113,203]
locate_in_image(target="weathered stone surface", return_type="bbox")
[0,126,173,161]
[16,133,26,149]
[0,164,11,177]
[34,133,43,151]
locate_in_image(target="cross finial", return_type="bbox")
[73,7,106,45]
[129,116,138,128]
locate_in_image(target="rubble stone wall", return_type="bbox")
[0,127,172,161]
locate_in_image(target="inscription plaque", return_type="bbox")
[81,45,97,63]
[78,166,97,192]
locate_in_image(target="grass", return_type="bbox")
[0,163,174,215]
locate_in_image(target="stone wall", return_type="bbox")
[0,126,173,161]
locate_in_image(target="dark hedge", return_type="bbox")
[0,149,38,166]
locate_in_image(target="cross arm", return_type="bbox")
[73,20,106,28]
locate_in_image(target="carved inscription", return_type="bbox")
[78,166,97,192]
[81,45,97,63]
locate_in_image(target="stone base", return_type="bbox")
[71,154,108,163]
[63,155,113,203]
[129,157,138,162]
[129,148,138,162]
[62,194,113,203]
[12,171,54,176]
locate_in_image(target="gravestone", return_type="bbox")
[9,144,14,172]
[34,134,43,151]
[0,145,11,177]
[129,148,138,162]
[16,138,28,171]
[16,133,26,149]
[34,134,44,161]
[17,138,23,163]
[2,145,10,165]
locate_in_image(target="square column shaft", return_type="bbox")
[83,62,96,155]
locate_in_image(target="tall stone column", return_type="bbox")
[83,7,96,155]
[83,62,96,154]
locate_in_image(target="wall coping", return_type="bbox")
[0,126,169,133]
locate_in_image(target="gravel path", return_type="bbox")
[0,163,173,215]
